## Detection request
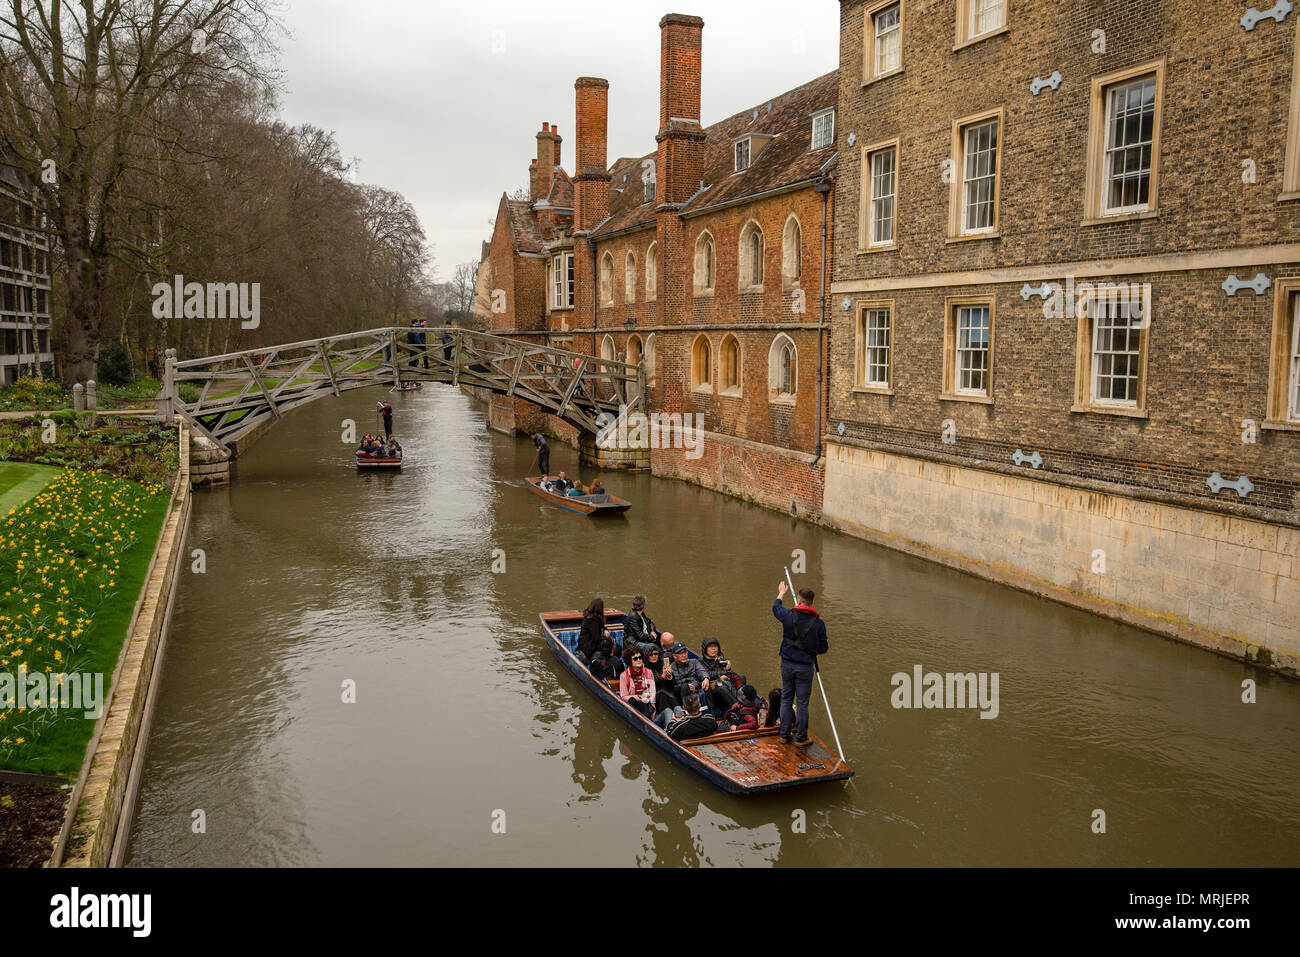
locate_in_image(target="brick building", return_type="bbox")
[482,14,838,514]
[826,1,1300,671]
[0,164,53,384]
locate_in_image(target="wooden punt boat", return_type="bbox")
[540,608,853,795]
[526,477,631,516]
[356,453,404,469]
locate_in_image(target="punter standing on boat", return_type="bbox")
[533,433,550,477]
[773,581,828,747]
[377,400,394,439]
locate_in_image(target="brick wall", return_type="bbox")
[832,0,1300,518]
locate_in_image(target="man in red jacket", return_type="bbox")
[773,580,829,747]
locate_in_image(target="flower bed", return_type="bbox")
[0,468,170,776]
[0,413,178,487]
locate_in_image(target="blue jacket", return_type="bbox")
[773,600,828,665]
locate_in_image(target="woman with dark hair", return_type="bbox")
[619,644,656,720]
[577,598,608,665]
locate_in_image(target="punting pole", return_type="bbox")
[785,565,846,769]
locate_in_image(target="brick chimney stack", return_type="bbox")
[572,77,611,333]
[574,79,610,230]
[656,13,705,206]
[534,122,561,203]
[655,14,705,331]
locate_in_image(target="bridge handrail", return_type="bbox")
[171,325,642,376]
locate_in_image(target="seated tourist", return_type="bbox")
[718,685,761,732]
[390,439,403,458]
[698,637,739,711]
[565,481,587,497]
[654,693,718,741]
[589,637,623,681]
[619,645,656,720]
[656,640,711,714]
[623,595,661,647]
[553,471,573,492]
[588,478,605,495]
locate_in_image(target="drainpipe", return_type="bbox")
[812,176,832,466]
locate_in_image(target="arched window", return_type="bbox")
[720,334,741,395]
[627,334,643,368]
[600,252,614,306]
[739,220,764,288]
[782,215,802,286]
[624,251,636,303]
[691,334,713,392]
[768,333,797,400]
[600,333,617,397]
[694,232,716,294]
[644,333,656,387]
[645,242,658,300]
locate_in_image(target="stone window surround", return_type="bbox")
[719,333,742,397]
[949,106,1004,241]
[854,299,894,394]
[954,0,1009,51]
[858,137,900,252]
[1283,18,1300,202]
[1083,59,1166,226]
[768,332,798,403]
[1265,276,1300,429]
[863,0,903,87]
[646,241,658,300]
[624,250,637,304]
[691,332,713,393]
[600,251,614,306]
[738,219,765,291]
[782,214,803,289]
[1071,283,1151,419]
[941,294,995,404]
[694,230,716,296]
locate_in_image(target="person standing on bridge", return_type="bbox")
[377,400,394,439]
[533,433,550,477]
[442,326,454,365]
[773,580,829,747]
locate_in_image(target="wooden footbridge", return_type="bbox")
[158,326,645,450]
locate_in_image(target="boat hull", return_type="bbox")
[526,477,631,515]
[356,457,404,469]
[540,610,853,795]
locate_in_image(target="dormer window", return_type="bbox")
[735,138,752,172]
[811,109,835,150]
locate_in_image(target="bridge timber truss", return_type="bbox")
[158,326,646,451]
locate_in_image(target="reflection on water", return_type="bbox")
[125,384,1300,866]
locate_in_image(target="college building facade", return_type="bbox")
[479,14,837,515]
[826,0,1300,672]
[475,3,1299,673]
[0,164,53,384]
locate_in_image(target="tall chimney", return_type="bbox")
[654,14,705,336]
[535,122,560,203]
[573,77,611,334]
[657,13,705,206]
[574,79,610,230]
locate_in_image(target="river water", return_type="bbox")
[124,385,1300,866]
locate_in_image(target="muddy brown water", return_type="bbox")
[123,385,1300,866]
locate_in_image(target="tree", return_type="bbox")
[451,261,476,315]
[0,0,279,385]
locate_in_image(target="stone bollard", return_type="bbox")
[85,380,97,411]
[72,382,84,412]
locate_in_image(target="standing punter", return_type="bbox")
[533,433,550,477]
[773,580,829,747]
[377,400,394,439]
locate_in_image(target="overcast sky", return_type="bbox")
[276,0,840,280]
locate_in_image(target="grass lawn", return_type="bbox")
[0,463,60,515]
[0,468,170,778]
